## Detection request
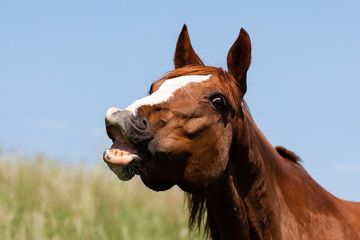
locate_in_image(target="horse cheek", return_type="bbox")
[182,128,231,191]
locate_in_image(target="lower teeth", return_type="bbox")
[110,149,130,157]
[120,151,130,156]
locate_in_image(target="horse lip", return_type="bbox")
[103,126,145,165]
[105,108,128,140]
[105,107,121,126]
[103,157,135,181]
[105,124,137,152]
[103,150,145,165]
[130,153,145,163]
[104,124,148,181]
[104,108,151,180]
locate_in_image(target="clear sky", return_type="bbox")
[1,0,359,200]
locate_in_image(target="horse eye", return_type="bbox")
[210,95,226,111]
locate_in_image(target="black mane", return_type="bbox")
[275,146,301,163]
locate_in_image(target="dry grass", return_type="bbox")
[0,152,202,240]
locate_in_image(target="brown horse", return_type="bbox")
[103,25,360,239]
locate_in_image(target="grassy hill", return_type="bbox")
[0,153,202,240]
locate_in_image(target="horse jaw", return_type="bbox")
[140,174,175,191]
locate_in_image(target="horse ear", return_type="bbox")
[174,24,204,69]
[227,28,251,96]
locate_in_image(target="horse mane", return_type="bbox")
[186,193,209,234]
[275,146,301,163]
[161,65,219,79]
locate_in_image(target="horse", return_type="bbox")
[103,25,360,239]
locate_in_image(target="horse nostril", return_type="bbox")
[131,115,149,131]
[142,120,148,128]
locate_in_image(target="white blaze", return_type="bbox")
[126,74,212,115]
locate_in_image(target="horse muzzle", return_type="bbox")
[103,107,150,180]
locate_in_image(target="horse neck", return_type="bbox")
[205,108,285,239]
[203,106,357,240]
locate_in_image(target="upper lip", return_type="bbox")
[106,125,129,145]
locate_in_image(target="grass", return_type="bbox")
[0,152,203,240]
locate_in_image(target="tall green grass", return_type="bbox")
[0,153,202,240]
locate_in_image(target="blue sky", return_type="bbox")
[1,1,359,200]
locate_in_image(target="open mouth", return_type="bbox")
[103,126,143,180]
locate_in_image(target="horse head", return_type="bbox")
[103,25,251,194]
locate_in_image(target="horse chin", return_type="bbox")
[140,174,175,191]
[105,162,136,181]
